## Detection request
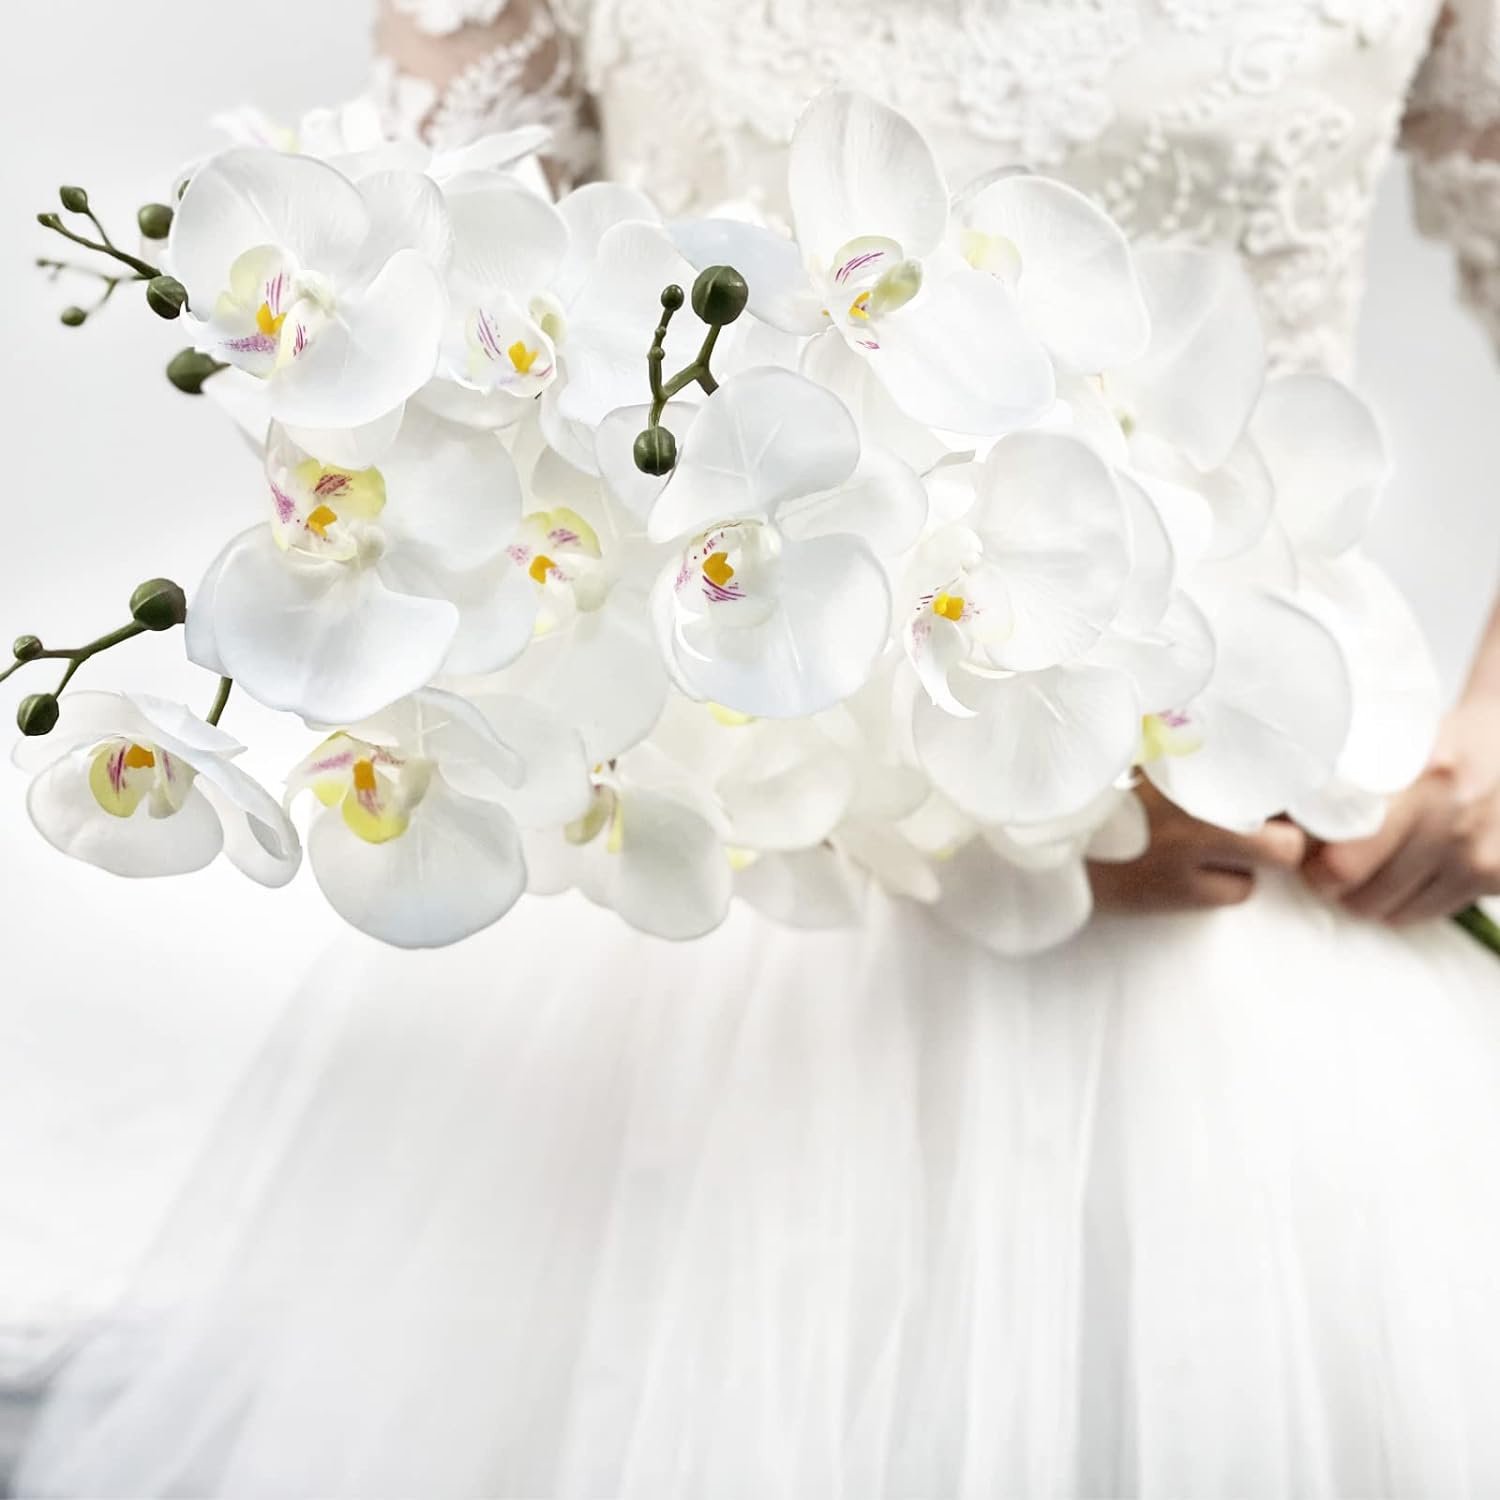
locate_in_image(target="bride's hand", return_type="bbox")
[1089,783,1308,913]
[1302,692,1500,924]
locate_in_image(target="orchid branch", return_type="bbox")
[3,580,188,737]
[633,265,749,476]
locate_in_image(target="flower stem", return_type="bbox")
[206,677,233,728]
[37,216,159,280]
[1453,903,1500,958]
[0,620,150,692]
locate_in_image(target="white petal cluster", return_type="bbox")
[15,90,1437,953]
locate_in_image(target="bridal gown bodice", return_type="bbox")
[382,0,1500,378]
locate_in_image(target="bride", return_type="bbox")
[19,1,1500,1495]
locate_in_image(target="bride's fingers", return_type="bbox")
[1386,870,1473,927]
[1187,866,1257,907]
[1208,819,1307,873]
[1303,781,1430,893]
[1340,814,1452,920]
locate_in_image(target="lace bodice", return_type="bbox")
[377,0,1500,375]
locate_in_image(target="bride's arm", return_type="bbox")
[373,0,599,186]
[1303,0,1500,923]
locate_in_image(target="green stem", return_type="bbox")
[0,620,149,690]
[661,322,724,403]
[1453,903,1500,958]
[206,676,233,728]
[38,217,159,280]
[646,294,681,424]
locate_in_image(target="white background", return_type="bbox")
[0,0,1497,1337]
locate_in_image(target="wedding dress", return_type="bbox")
[19,2,1500,1496]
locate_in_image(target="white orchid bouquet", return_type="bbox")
[8,89,1455,954]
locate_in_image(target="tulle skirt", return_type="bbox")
[18,873,1500,1498]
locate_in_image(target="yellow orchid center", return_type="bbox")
[848,290,872,321]
[960,228,1024,283]
[1140,711,1204,763]
[565,784,625,853]
[297,733,425,846]
[702,551,736,589]
[256,301,287,337]
[306,504,339,539]
[529,553,556,585]
[508,340,541,375]
[87,739,191,819]
[932,591,966,622]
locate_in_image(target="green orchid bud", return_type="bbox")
[137,202,174,240]
[12,635,43,662]
[17,693,60,738]
[661,284,686,313]
[129,578,188,632]
[146,275,188,320]
[691,265,749,326]
[36,212,62,230]
[59,306,87,328]
[165,349,225,395]
[58,185,89,214]
[633,425,678,477]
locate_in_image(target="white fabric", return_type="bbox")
[19,883,1500,1497]
[21,1,1500,1495]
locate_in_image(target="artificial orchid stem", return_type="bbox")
[0,620,149,694]
[37,213,159,281]
[206,677,234,729]
[1454,903,1500,958]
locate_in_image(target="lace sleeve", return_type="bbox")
[372,0,600,189]
[1405,1,1500,351]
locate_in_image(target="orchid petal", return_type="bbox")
[1112,246,1265,470]
[1252,374,1389,558]
[1145,591,1352,832]
[973,433,1131,669]
[872,268,1055,436]
[931,836,1094,956]
[169,147,370,305]
[269,249,446,429]
[789,90,948,262]
[672,218,825,334]
[207,528,457,723]
[28,750,223,879]
[647,368,859,542]
[655,533,891,718]
[958,172,1149,372]
[308,780,526,948]
[914,664,1141,825]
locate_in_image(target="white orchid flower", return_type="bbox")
[1062,246,1270,567]
[288,688,588,948]
[188,409,532,724]
[641,368,925,718]
[16,692,300,886]
[902,432,1142,825]
[524,764,733,942]
[903,432,1133,711]
[674,90,1055,435]
[928,788,1147,956]
[1247,374,1441,837]
[422,180,680,453]
[1140,589,1354,833]
[950,170,1150,374]
[487,446,671,762]
[169,148,450,429]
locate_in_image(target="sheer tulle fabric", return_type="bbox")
[19,877,1500,1498]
